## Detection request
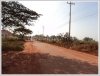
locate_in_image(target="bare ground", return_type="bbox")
[2,41,98,74]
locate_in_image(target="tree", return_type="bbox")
[83,37,94,42]
[2,1,41,40]
[51,35,56,41]
[57,33,64,41]
[2,1,40,29]
[14,26,32,40]
[62,32,69,42]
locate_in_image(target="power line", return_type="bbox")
[57,12,97,29]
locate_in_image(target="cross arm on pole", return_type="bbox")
[67,1,75,5]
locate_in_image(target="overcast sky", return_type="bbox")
[19,1,98,41]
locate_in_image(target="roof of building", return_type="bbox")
[2,29,12,35]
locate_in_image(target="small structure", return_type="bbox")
[2,30,13,39]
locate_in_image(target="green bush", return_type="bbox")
[2,39,24,51]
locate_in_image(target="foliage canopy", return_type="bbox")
[2,1,40,28]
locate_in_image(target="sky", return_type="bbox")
[19,1,98,41]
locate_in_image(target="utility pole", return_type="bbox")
[67,1,75,47]
[42,25,44,35]
[67,1,75,40]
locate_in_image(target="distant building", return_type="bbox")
[2,30,13,39]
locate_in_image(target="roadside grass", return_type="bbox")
[2,38,24,51]
[71,41,98,56]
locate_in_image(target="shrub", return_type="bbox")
[2,38,24,51]
[71,40,98,55]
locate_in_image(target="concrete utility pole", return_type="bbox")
[67,1,75,39]
[67,1,75,47]
[42,25,44,35]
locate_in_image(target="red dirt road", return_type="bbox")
[23,41,98,66]
[2,41,98,74]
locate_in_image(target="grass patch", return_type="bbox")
[2,38,24,51]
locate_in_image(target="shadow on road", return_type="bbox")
[2,51,98,74]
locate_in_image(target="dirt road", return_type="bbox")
[23,41,98,65]
[2,41,98,74]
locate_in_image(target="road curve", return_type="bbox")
[23,41,98,66]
